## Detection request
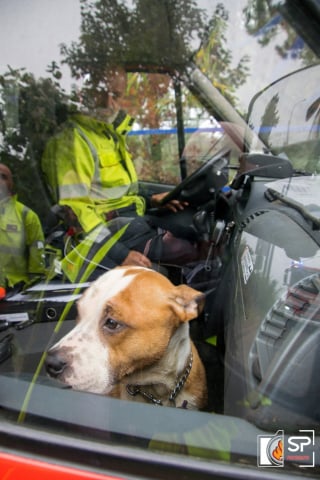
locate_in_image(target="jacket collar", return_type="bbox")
[0,194,15,205]
[71,110,134,137]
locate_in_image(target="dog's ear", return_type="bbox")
[169,284,205,322]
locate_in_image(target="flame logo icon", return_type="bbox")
[267,434,284,466]
[271,439,283,463]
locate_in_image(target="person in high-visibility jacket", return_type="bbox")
[42,67,198,282]
[0,163,46,290]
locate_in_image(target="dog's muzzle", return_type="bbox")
[45,350,68,379]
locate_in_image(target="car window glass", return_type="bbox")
[0,1,320,477]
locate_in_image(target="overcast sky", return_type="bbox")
[0,0,81,87]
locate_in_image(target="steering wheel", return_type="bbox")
[159,147,230,207]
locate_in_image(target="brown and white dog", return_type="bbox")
[45,266,208,410]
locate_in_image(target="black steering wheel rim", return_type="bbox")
[159,147,231,207]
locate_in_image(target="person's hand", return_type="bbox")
[151,192,188,213]
[62,206,83,234]
[121,250,152,268]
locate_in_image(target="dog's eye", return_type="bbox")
[103,317,122,332]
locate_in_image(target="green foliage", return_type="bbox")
[61,0,250,126]
[195,3,250,107]
[0,67,69,220]
[243,0,275,37]
[243,0,319,65]
[61,0,208,86]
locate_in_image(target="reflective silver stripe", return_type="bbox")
[90,183,133,200]
[0,245,22,255]
[30,240,44,249]
[59,183,90,199]
[87,224,112,243]
[72,123,101,188]
[59,182,138,201]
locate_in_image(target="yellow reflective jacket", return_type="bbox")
[0,196,45,288]
[41,111,146,234]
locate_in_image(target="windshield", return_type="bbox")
[193,0,320,171]
[247,65,320,172]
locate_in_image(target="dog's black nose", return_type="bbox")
[45,351,67,378]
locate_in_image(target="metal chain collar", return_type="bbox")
[126,351,193,407]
